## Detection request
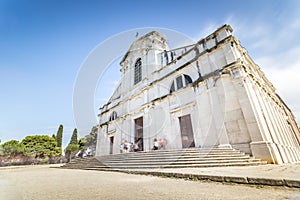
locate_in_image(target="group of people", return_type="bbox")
[153,138,167,150]
[120,138,167,153]
[120,140,140,153]
[75,147,93,158]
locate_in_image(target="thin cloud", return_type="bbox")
[192,22,221,41]
[257,46,300,110]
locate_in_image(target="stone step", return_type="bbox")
[67,158,263,167]
[99,152,245,159]
[101,158,262,167]
[83,161,266,170]
[60,148,267,170]
[99,149,243,158]
[98,154,249,162]
[101,148,239,153]
[99,156,252,164]
[98,153,246,160]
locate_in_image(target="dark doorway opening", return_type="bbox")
[134,117,143,151]
[179,114,195,148]
[109,136,114,154]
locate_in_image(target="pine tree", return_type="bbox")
[70,128,78,145]
[65,128,79,162]
[85,125,98,151]
[56,124,63,148]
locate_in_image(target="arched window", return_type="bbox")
[134,58,142,85]
[170,81,175,93]
[170,74,193,93]
[176,76,183,90]
[184,74,192,85]
[109,111,117,121]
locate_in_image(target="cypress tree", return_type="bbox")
[56,124,63,148]
[65,128,79,162]
[70,128,78,145]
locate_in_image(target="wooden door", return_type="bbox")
[109,136,114,154]
[179,114,195,148]
[134,117,143,151]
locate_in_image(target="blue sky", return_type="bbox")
[1,0,300,147]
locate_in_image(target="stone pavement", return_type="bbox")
[2,165,299,200]
[115,163,300,188]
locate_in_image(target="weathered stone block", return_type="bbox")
[247,177,284,186]
[224,176,248,184]
[284,179,300,188]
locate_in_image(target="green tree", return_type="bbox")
[65,143,79,153]
[56,124,63,148]
[65,129,79,162]
[78,137,87,150]
[1,140,25,156]
[21,135,60,158]
[85,126,98,149]
[70,128,78,144]
[64,128,80,162]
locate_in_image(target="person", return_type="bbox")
[159,138,167,150]
[124,140,129,153]
[153,138,159,150]
[129,142,134,152]
[76,149,83,158]
[85,147,92,157]
[120,140,125,153]
[133,143,139,152]
[136,138,143,151]
[120,140,129,153]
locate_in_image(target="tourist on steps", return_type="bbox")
[153,138,159,150]
[159,138,167,150]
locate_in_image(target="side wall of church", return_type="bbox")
[237,63,300,164]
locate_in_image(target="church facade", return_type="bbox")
[96,25,300,164]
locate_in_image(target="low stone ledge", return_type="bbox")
[84,168,300,188]
[284,179,300,188]
[247,177,285,186]
[224,176,248,184]
[173,173,186,179]
[194,174,224,182]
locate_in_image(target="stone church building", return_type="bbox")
[96,24,300,164]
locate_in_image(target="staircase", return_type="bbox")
[61,148,266,171]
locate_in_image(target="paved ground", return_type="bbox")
[0,164,300,200]
[150,163,300,180]
[122,163,300,187]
